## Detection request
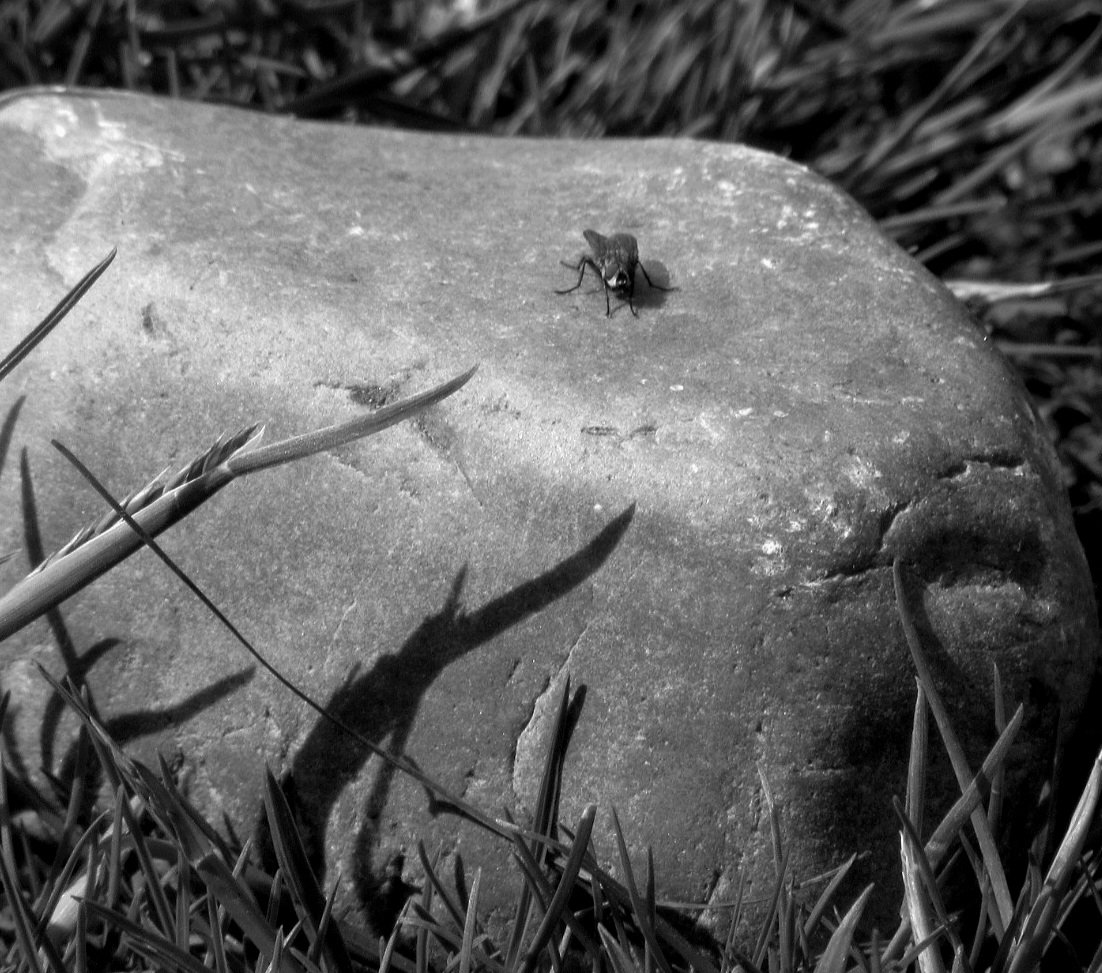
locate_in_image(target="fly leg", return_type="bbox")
[555,256,600,296]
[637,261,673,293]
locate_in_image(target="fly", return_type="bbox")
[555,229,672,317]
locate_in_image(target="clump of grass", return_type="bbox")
[0,566,1098,971]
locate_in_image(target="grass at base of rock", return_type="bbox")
[0,589,1099,971]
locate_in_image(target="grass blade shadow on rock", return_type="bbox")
[270,504,633,924]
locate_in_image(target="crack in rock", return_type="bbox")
[509,604,601,813]
[817,453,1031,583]
[937,451,1026,481]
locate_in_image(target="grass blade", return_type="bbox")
[195,851,309,973]
[907,683,929,832]
[0,836,50,973]
[900,820,946,973]
[895,797,965,959]
[812,883,872,973]
[609,809,675,973]
[801,853,857,942]
[116,780,175,937]
[925,704,1023,868]
[893,558,1014,927]
[262,767,354,972]
[0,248,116,383]
[0,365,476,641]
[224,364,477,476]
[505,678,583,970]
[0,433,246,640]
[598,923,641,973]
[80,898,223,973]
[518,804,596,973]
[415,841,467,931]
[24,421,517,847]
[1005,746,1102,973]
[458,867,481,973]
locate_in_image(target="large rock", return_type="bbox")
[0,89,1097,935]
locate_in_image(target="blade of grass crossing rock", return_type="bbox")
[517,804,596,973]
[508,836,571,965]
[990,664,1008,840]
[597,924,639,973]
[416,841,468,932]
[39,432,516,845]
[609,809,675,973]
[0,248,117,384]
[801,853,858,945]
[925,704,1023,869]
[881,671,1025,965]
[893,559,1014,928]
[0,436,242,640]
[262,767,354,973]
[415,863,433,973]
[906,684,930,834]
[894,797,963,959]
[898,821,946,973]
[194,851,309,973]
[812,884,873,973]
[458,867,481,973]
[223,364,477,476]
[0,366,477,640]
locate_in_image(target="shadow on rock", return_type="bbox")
[264,503,636,929]
[10,435,256,787]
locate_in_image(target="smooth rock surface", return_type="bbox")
[0,89,1097,935]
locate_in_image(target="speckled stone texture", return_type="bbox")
[1,88,1097,935]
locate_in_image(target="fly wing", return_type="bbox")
[582,228,610,256]
[607,233,639,267]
